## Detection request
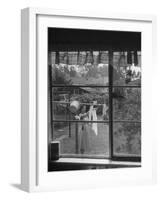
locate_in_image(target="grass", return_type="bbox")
[53,119,110,156]
[59,122,109,155]
[52,115,141,156]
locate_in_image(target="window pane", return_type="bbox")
[52,87,109,122]
[52,122,109,156]
[52,87,71,121]
[112,51,141,86]
[113,122,141,156]
[50,51,109,86]
[113,88,141,121]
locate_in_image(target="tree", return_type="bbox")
[114,87,141,155]
[52,65,72,85]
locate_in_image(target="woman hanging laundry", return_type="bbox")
[75,105,90,154]
[75,102,98,154]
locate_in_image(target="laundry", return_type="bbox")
[134,51,138,66]
[127,51,132,65]
[89,105,98,136]
[102,103,108,120]
[88,105,93,121]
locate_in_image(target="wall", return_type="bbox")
[0,0,160,199]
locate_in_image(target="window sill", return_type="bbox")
[48,158,141,171]
[53,157,141,166]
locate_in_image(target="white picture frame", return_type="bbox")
[21,7,157,192]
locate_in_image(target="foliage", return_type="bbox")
[71,92,109,115]
[85,64,99,78]
[51,63,141,156]
[114,87,141,155]
[51,65,72,85]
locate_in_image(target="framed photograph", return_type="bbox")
[21,7,156,192]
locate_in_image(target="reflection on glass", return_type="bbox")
[52,122,109,156]
[112,51,141,86]
[113,122,141,156]
[49,51,109,86]
[113,88,141,121]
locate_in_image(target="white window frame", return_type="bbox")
[21,7,156,192]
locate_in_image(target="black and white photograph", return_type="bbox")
[47,27,141,171]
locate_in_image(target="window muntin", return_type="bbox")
[49,51,109,86]
[51,86,109,157]
[49,50,110,157]
[48,49,141,160]
[53,122,109,156]
[52,86,109,123]
[112,51,141,86]
[112,51,141,158]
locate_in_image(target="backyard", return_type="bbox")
[50,50,141,158]
[52,114,141,157]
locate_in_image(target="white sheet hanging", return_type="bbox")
[88,105,93,121]
[102,103,108,119]
[102,104,106,117]
[89,105,98,136]
[92,108,98,136]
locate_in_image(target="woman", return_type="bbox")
[75,105,90,154]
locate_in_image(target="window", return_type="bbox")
[48,28,141,171]
[112,51,141,161]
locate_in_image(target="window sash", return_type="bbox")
[49,53,141,162]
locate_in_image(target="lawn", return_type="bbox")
[53,111,141,156]
[53,120,109,156]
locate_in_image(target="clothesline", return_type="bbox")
[52,100,107,106]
